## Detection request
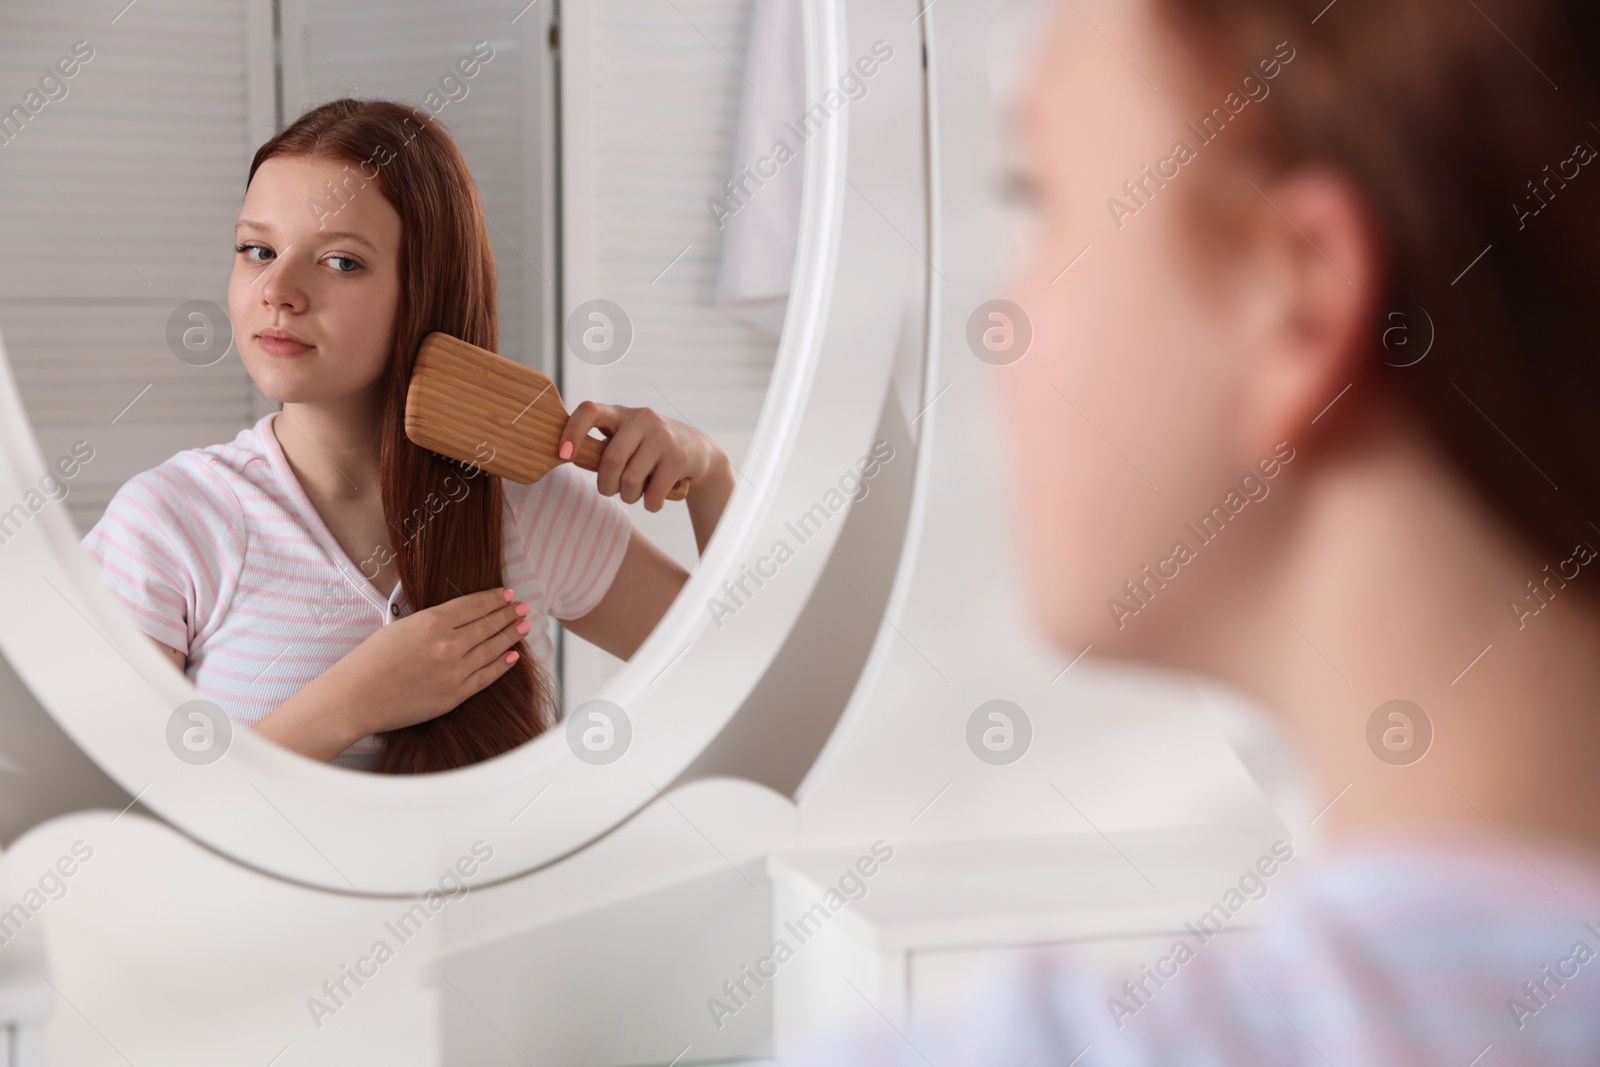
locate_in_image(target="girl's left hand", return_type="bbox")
[558,402,729,512]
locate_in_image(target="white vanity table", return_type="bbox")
[0,0,1306,1062]
[0,780,1281,1065]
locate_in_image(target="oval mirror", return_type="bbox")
[0,0,927,893]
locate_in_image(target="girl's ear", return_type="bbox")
[1231,165,1385,454]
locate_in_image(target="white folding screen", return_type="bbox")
[278,0,560,379]
[0,0,270,532]
[560,0,780,704]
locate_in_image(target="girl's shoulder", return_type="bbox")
[81,420,275,653]
[496,461,627,529]
[496,462,634,621]
[93,418,276,546]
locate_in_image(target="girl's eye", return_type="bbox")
[234,242,273,263]
[326,254,362,273]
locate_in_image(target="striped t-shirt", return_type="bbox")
[80,411,633,771]
[788,831,1600,1066]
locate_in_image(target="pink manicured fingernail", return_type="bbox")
[559,440,574,460]
[504,588,515,601]
[515,602,530,616]
[505,650,519,664]
[516,620,532,635]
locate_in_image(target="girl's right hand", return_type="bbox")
[333,586,532,737]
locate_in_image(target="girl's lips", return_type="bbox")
[257,335,315,356]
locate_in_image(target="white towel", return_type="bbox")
[714,0,808,336]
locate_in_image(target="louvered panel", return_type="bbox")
[0,0,262,535]
[284,0,554,372]
[571,0,777,447]
[559,0,777,704]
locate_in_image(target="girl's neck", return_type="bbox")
[273,394,385,503]
[1165,403,1600,862]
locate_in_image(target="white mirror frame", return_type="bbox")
[0,0,926,894]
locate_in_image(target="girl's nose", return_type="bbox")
[257,252,309,312]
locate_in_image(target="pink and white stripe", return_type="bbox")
[81,411,632,770]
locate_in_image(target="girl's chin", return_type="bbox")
[1032,593,1160,663]
[245,378,311,406]
[244,376,382,411]
[244,363,317,396]
[1023,595,1110,657]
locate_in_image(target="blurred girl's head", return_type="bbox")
[1006,0,1600,662]
[238,100,556,774]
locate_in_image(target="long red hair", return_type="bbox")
[248,98,557,774]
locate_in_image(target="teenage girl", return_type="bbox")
[795,0,1600,1061]
[82,99,735,774]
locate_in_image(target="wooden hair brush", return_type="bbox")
[404,332,690,500]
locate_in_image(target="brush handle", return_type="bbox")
[570,434,691,501]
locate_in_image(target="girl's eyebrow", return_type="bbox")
[234,217,380,254]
